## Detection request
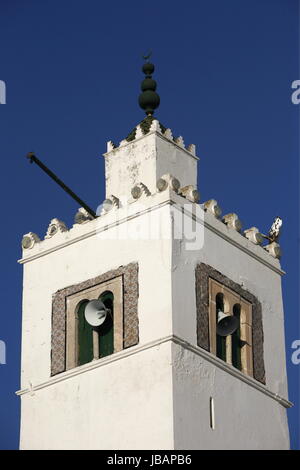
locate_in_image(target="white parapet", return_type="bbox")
[103,124,198,201]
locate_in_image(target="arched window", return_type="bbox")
[60,265,137,375]
[76,292,115,366]
[98,291,114,358]
[231,304,241,371]
[207,277,253,377]
[216,293,226,362]
[77,300,94,366]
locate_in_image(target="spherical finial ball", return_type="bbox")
[142,62,154,76]
[138,90,160,115]
[141,78,157,92]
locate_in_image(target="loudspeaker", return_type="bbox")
[216,311,239,337]
[84,299,110,327]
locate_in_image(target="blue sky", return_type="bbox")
[0,0,299,450]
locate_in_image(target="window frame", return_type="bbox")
[195,262,265,384]
[51,262,139,376]
[209,278,253,377]
[66,277,123,370]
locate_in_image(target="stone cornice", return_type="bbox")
[18,196,284,276]
[16,334,292,409]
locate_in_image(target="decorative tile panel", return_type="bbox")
[51,262,139,376]
[195,263,265,384]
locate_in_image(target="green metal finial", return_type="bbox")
[138,54,160,116]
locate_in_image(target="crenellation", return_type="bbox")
[119,139,128,147]
[179,184,200,203]
[244,227,264,245]
[131,182,151,200]
[107,141,117,152]
[222,213,242,232]
[149,119,162,134]
[163,128,173,140]
[186,144,196,156]
[264,241,281,259]
[157,174,180,193]
[174,136,185,148]
[203,199,222,218]
[22,232,41,250]
[135,124,144,139]
[74,207,94,225]
[45,218,68,239]
[102,194,120,213]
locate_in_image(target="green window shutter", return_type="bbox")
[232,304,241,370]
[78,301,94,366]
[98,291,114,358]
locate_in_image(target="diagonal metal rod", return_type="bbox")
[26,152,97,219]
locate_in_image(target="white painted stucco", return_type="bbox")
[18,127,290,449]
[20,341,174,450]
[104,131,198,200]
[172,342,290,450]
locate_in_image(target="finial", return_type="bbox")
[138,53,160,116]
[261,216,283,243]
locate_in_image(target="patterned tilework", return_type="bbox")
[195,263,266,384]
[51,262,139,376]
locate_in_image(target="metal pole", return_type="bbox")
[26,152,97,219]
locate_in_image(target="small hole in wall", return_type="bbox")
[209,397,215,430]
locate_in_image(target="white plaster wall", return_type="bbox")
[104,132,197,200]
[20,202,173,389]
[20,342,174,450]
[172,343,290,450]
[155,137,197,189]
[171,209,289,397]
[170,208,290,449]
[19,190,290,449]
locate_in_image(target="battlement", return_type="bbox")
[20,181,282,269]
[106,117,197,157]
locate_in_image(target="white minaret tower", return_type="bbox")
[18,61,291,450]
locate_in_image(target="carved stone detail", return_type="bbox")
[74,207,94,225]
[264,242,281,259]
[163,128,173,140]
[179,185,200,203]
[186,143,196,155]
[21,232,40,250]
[149,119,162,133]
[131,183,151,199]
[174,136,185,148]
[244,227,263,245]
[203,199,222,218]
[157,174,180,193]
[45,219,68,239]
[135,124,144,139]
[222,213,242,232]
[102,195,120,213]
[107,141,117,152]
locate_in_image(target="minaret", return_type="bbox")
[18,60,291,450]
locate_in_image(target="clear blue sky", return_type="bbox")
[0,0,299,450]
